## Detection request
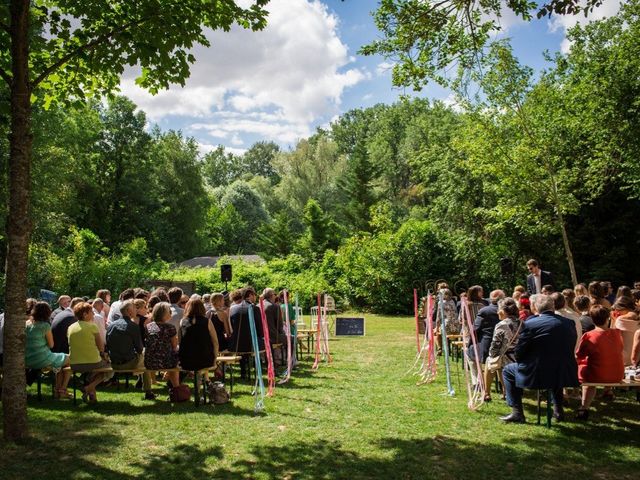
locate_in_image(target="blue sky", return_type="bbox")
[119,0,623,155]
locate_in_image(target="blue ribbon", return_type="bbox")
[247,304,265,412]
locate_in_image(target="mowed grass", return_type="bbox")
[1,314,639,479]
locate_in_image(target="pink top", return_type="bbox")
[614,312,640,364]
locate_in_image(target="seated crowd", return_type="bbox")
[433,259,640,423]
[0,285,295,404]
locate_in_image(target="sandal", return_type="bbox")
[484,395,492,403]
[56,388,73,400]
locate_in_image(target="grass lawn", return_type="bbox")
[1,314,639,479]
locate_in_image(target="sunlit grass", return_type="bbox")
[1,314,639,479]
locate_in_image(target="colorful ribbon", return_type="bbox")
[461,296,486,410]
[258,297,276,397]
[414,289,420,353]
[312,293,323,370]
[279,290,293,384]
[439,290,455,396]
[247,304,265,412]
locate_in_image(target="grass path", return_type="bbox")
[1,314,639,479]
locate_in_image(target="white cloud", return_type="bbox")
[119,0,368,146]
[191,112,312,144]
[197,142,247,157]
[442,94,464,113]
[548,0,622,53]
[230,133,244,146]
[376,61,395,76]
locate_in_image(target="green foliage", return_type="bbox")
[256,212,297,259]
[360,0,607,89]
[0,1,269,104]
[335,220,458,313]
[298,199,341,262]
[27,227,166,298]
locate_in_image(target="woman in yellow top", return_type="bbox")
[68,302,112,403]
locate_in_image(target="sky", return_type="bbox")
[119,0,624,156]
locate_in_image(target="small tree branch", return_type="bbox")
[33,15,155,87]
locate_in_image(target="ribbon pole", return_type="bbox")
[247,305,265,412]
[312,293,322,370]
[414,289,420,353]
[259,297,276,397]
[439,290,455,396]
[279,290,293,384]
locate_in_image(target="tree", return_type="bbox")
[297,199,341,262]
[256,211,297,259]
[242,141,280,184]
[148,130,208,261]
[361,0,615,89]
[0,0,269,441]
[217,180,269,253]
[202,145,242,188]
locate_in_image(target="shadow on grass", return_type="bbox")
[3,408,639,480]
[26,396,262,417]
[210,430,640,480]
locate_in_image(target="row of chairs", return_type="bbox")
[293,295,338,330]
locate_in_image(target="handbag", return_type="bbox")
[207,381,230,405]
[169,384,191,403]
[486,320,523,373]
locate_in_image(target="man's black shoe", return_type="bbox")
[500,412,526,423]
[553,411,565,422]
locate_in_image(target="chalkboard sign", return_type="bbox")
[335,317,365,336]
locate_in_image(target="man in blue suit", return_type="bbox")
[500,294,578,423]
[526,259,555,294]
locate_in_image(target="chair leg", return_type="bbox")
[537,390,541,425]
[194,371,200,407]
[546,389,553,428]
[37,371,42,401]
[73,372,77,406]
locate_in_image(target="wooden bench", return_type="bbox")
[1,366,57,401]
[581,379,640,388]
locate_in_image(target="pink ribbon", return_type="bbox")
[259,297,276,396]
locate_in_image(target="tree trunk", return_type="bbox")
[2,0,32,441]
[557,210,578,287]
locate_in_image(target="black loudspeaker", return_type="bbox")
[500,257,513,276]
[220,264,232,282]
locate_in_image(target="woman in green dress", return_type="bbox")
[25,301,72,398]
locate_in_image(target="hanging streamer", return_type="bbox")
[414,289,420,353]
[312,293,323,370]
[259,298,276,396]
[412,293,437,385]
[321,293,332,363]
[460,297,486,410]
[279,290,293,384]
[247,305,265,412]
[439,290,455,396]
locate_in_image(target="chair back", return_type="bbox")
[324,295,336,311]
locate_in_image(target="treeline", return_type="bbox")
[1,5,640,313]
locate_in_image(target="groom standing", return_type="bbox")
[526,259,555,294]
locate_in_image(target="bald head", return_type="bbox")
[489,290,505,305]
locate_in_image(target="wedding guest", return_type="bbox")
[611,296,640,365]
[25,302,72,399]
[68,302,113,403]
[575,305,624,420]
